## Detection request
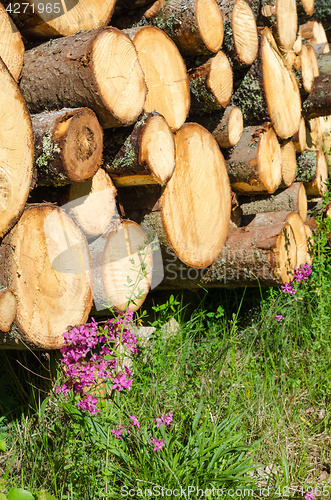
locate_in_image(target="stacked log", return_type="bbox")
[0,0,330,350]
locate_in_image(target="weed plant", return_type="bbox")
[2,188,331,498]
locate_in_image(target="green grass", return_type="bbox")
[2,198,331,498]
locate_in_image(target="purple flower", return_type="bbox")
[129,416,140,428]
[77,394,99,414]
[111,428,124,441]
[155,413,173,427]
[305,493,314,500]
[149,437,165,451]
[274,315,283,321]
[112,373,133,392]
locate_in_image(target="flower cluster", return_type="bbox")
[155,413,173,427]
[111,412,173,453]
[149,437,165,451]
[55,311,137,414]
[281,263,312,296]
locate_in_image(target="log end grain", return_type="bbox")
[93,28,147,127]
[132,26,190,132]
[262,28,301,139]
[0,288,16,332]
[0,57,34,238]
[66,169,118,238]
[281,139,297,186]
[232,0,259,65]
[196,0,224,54]
[1,205,93,349]
[60,108,103,183]
[162,123,231,268]
[213,106,243,148]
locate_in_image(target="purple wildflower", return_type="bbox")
[112,373,133,392]
[149,437,165,451]
[111,428,124,441]
[305,493,314,500]
[129,416,140,428]
[77,395,99,414]
[274,315,283,321]
[56,311,137,414]
[155,413,174,427]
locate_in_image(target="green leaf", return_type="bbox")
[0,494,7,500]
[0,436,6,452]
[192,400,203,432]
[7,488,34,500]
[35,491,58,500]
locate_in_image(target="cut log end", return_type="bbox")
[0,58,33,238]
[65,169,118,238]
[257,126,283,193]
[94,29,147,127]
[232,0,258,65]
[213,106,243,148]
[58,108,103,183]
[284,211,308,267]
[162,123,231,268]
[91,220,153,313]
[2,0,117,39]
[208,51,233,108]
[299,0,314,16]
[139,114,175,185]
[262,28,301,139]
[300,44,315,94]
[275,223,297,283]
[132,26,190,132]
[2,205,93,349]
[292,116,307,153]
[196,0,224,54]
[281,139,297,186]
[0,3,24,81]
[276,0,298,50]
[0,288,16,332]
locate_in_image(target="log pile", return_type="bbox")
[0,0,330,349]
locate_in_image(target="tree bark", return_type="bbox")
[188,51,233,115]
[239,182,307,222]
[317,53,331,79]
[146,0,224,58]
[302,76,331,120]
[128,26,190,132]
[104,112,175,186]
[89,220,153,312]
[31,108,103,187]
[0,204,93,350]
[60,169,118,238]
[0,3,24,81]
[143,212,297,288]
[20,28,147,129]
[0,57,34,238]
[232,28,301,139]
[212,106,244,148]
[1,0,117,40]
[218,0,259,66]
[224,123,282,194]
[160,123,232,268]
[245,210,308,267]
[296,149,328,196]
